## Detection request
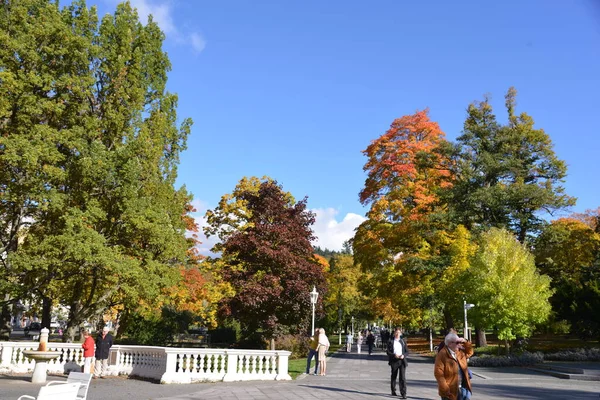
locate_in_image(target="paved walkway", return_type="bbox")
[2,348,599,400]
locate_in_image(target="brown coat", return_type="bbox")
[434,341,473,400]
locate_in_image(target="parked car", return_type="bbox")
[24,322,42,336]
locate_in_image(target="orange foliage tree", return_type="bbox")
[355,110,454,328]
[360,109,452,222]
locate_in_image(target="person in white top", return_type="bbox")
[386,328,408,398]
[346,332,353,352]
[356,331,364,354]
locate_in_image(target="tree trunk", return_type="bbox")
[64,324,80,343]
[63,300,85,343]
[475,327,487,347]
[42,296,52,331]
[270,338,275,350]
[0,298,13,341]
[504,338,510,354]
[117,309,130,338]
[443,307,454,331]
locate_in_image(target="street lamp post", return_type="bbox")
[310,286,319,334]
[338,308,342,345]
[463,300,475,341]
[351,316,354,337]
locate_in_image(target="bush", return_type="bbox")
[235,331,268,349]
[469,351,544,367]
[275,334,306,359]
[543,348,600,362]
[208,327,238,346]
[119,307,194,346]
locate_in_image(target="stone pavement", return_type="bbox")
[2,348,599,400]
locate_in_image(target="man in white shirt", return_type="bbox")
[386,328,408,398]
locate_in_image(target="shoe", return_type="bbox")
[313,372,318,375]
[400,395,407,399]
[391,392,397,396]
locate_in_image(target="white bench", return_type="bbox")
[46,372,92,400]
[18,382,81,400]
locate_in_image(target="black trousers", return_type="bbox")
[390,360,407,395]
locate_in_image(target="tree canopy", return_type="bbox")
[205,178,326,340]
[0,0,197,341]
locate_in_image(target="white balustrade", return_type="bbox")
[0,342,291,384]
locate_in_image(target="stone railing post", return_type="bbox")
[0,342,15,368]
[275,350,292,380]
[159,350,180,384]
[108,346,121,376]
[222,351,238,382]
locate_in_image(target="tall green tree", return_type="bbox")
[448,88,575,242]
[1,0,194,341]
[205,178,326,344]
[466,228,552,349]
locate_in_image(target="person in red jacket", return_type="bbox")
[81,330,95,374]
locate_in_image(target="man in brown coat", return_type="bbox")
[434,332,473,400]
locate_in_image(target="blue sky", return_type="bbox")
[98,0,600,252]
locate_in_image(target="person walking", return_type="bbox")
[346,331,353,352]
[81,330,95,374]
[356,331,364,354]
[387,328,408,398]
[305,328,320,375]
[317,328,330,376]
[434,332,473,400]
[366,330,375,355]
[94,326,113,378]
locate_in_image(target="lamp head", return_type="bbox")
[310,286,319,304]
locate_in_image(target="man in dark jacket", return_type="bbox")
[387,328,408,398]
[366,330,376,355]
[94,326,113,378]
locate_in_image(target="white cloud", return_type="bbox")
[189,202,366,256]
[107,0,206,54]
[129,0,175,34]
[189,32,207,54]
[311,208,366,251]
[187,199,219,257]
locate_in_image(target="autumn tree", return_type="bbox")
[205,178,326,344]
[448,88,575,242]
[534,217,600,337]
[465,228,552,350]
[323,254,368,334]
[1,0,195,341]
[360,109,452,223]
[355,110,453,328]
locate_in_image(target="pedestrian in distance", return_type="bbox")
[387,328,408,398]
[346,331,353,352]
[366,330,375,355]
[305,328,320,375]
[356,330,364,354]
[94,326,113,378]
